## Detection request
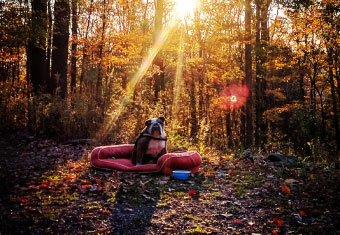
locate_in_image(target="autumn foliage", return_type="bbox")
[0,0,339,163]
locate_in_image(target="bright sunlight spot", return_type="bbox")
[174,0,198,20]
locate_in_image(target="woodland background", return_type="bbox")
[1,0,339,165]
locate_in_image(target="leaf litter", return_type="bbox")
[0,133,339,234]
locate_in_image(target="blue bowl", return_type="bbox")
[172,170,191,180]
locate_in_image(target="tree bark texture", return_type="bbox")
[28,0,47,94]
[245,0,253,147]
[51,0,70,98]
[70,0,78,93]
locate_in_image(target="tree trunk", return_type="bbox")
[153,0,164,101]
[28,0,47,94]
[51,0,70,98]
[226,111,232,148]
[254,0,262,148]
[327,47,340,154]
[96,0,106,107]
[46,0,52,92]
[190,77,198,142]
[255,0,270,148]
[79,0,93,93]
[245,0,253,147]
[70,0,78,93]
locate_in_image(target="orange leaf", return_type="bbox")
[17,197,28,203]
[102,210,111,215]
[81,179,91,184]
[281,185,291,195]
[272,230,278,234]
[39,183,48,189]
[299,210,306,216]
[277,219,284,227]
[228,170,238,175]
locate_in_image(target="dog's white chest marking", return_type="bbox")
[146,139,166,157]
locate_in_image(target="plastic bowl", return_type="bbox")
[172,170,191,180]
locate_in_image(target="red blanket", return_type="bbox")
[90,144,202,175]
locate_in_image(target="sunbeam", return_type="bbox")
[172,26,185,117]
[95,19,177,143]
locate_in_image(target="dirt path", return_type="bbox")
[0,133,339,234]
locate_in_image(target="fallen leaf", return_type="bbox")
[248,221,255,226]
[272,230,278,234]
[39,183,48,189]
[232,219,242,224]
[17,197,28,203]
[81,179,91,184]
[277,219,284,227]
[284,178,298,184]
[273,218,284,227]
[299,210,306,216]
[281,185,291,195]
[189,189,196,196]
[228,170,238,175]
[102,210,111,215]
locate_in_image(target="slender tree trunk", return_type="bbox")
[80,0,93,93]
[327,47,340,154]
[226,111,232,148]
[51,0,70,98]
[190,77,198,142]
[334,50,340,100]
[46,0,52,92]
[96,0,106,106]
[255,0,270,148]
[153,0,164,101]
[29,0,47,94]
[245,0,253,147]
[255,0,262,148]
[70,0,78,93]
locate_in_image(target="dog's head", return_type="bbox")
[145,117,165,137]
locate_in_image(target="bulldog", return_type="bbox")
[132,117,167,165]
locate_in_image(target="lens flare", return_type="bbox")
[218,85,249,110]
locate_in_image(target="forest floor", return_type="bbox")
[0,131,339,235]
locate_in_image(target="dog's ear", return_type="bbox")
[145,120,152,126]
[158,117,165,123]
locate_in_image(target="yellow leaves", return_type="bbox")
[266,89,287,101]
[263,103,303,122]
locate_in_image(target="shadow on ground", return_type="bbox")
[109,173,161,235]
